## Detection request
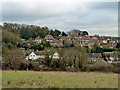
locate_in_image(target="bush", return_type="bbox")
[112,67,120,73]
[81,66,88,71]
[87,66,110,72]
[39,67,52,71]
[19,62,27,70]
[65,66,78,72]
[51,59,60,69]
[28,63,34,70]
[59,60,66,71]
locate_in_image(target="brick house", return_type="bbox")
[44,34,54,42]
[35,36,42,44]
[50,40,63,46]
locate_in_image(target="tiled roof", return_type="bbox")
[91,37,98,39]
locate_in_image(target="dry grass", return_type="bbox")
[2,71,118,88]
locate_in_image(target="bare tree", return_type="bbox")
[61,47,88,69]
[9,49,23,72]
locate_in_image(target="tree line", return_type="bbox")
[3,22,67,40]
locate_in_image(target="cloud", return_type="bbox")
[1,1,118,36]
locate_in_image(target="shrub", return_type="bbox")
[65,66,78,72]
[59,60,66,71]
[87,66,109,72]
[19,62,27,70]
[39,67,52,71]
[28,63,34,70]
[51,59,60,69]
[81,66,88,71]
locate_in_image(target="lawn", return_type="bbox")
[2,71,118,88]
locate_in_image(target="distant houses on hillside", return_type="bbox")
[36,33,117,48]
[26,29,118,49]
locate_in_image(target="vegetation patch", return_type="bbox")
[2,71,118,88]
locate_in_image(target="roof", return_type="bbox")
[29,52,36,56]
[53,52,60,55]
[60,36,71,41]
[35,36,42,40]
[51,40,62,43]
[91,37,98,40]
[44,34,54,39]
[91,60,109,67]
[88,53,102,58]
[82,36,90,40]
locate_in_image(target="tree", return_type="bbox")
[44,54,52,67]
[51,59,60,69]
[83,31,88,36]
[62,32,67,36]
[59,60,66,70]
[92,43,102,53]
[116,43,120,48]
[61,47,88,69]
[28,63,34,70]
[9,49,23,72]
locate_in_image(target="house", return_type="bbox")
[44,34,54,42]
[72,39,81,46]
[90,59,109,67]
[78,37,84,46]
[35,36,42,44]
[52,52,60,59]
[26,52,38,60]
[88,37,100,48]
[78,36,90,46]
[67,29,88,37]
[26,51,53,60]
[82,36,90,44]
[88,53,102,62]
[101,39,117,48]
[50,40,63,46]
[59,36,71,41]
[103,51,119,61]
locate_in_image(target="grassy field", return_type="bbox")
[2,71,118,88]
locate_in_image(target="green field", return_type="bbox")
[2,71,118,88]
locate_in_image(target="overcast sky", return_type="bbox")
[1,0,118,37]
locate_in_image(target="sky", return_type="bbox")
[0,0,119,37]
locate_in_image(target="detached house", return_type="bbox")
[88,53,102,62]
[52,52,60,59]
[35,36,42,44]
[44,34,54,42]
[26,52,38,60]
[59,36,71,41]
[88,37,100,48]
[50,40,63,46]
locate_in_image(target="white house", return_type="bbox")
[26,52,53,60]
[26,52,39,60]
